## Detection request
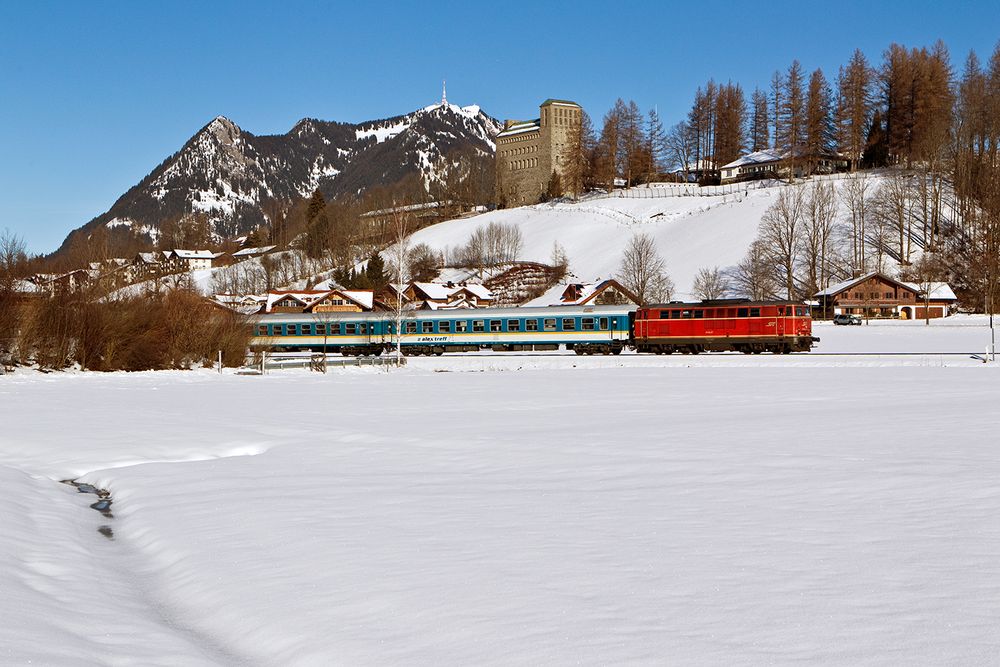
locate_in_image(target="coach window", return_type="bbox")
[301,324,312,335]
[737,308,749,317]
[257,325,267,336]
[422,321,434,333]
[331,323,341,335]
[750,308,761,317]
[599,317,609,330]
[439,320,451,333]
[543,318,556,331]
[315,324,326,335]
[473,320,485,332]
[455,320,468,332]
[287,324,298,335]
[404,322,416,334]
[508,319,521,332]
[526,319,539,331]
[562,318,576,330]
[582,317,595,330]
[490,320,502,332]
[359,323,368,335]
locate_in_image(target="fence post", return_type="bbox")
[218,350,222,374]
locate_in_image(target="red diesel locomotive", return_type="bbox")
[632,300,818,354]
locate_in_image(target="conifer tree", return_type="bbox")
[751,87,770,151]
[836,49,873,170]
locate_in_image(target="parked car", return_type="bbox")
[833,314,862,325]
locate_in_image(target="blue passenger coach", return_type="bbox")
[252,304,637,356]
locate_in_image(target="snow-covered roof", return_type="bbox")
[455,284,494,300]
[720,149,785,170]
[340,290,375,310]
[814,273,879,298]
[135,252,161,264]
[411,282,456,301]
[522,280,633,307]
[171,249,217,260]
[902,281,958,301]
[231,245,276,257]
[497,120,541,138]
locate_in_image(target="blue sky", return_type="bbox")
[1,0,997,253]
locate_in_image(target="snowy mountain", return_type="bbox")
[58,102,501,252]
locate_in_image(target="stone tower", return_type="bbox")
[495,99,582,207]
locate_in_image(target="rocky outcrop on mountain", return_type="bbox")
[59,103,501,252]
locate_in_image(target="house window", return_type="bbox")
[473,320,485,332]
[439,320,451,333]
[526,319,538,331]
[422,321,434,333]
[507,319,521,332]
[562,318,575,330]
[543,318,556,331]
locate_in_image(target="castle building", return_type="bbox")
[495,99,582,207]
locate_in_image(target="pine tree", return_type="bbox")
[837,49,873,170]
[365,252,387,288]
[306,189,326,223]
[804,68,835,173]
[861,109,889,168]
[751,87,770,151]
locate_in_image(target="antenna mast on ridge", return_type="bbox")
[442,80,447,106]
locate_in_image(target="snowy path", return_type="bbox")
[2,343,1000,663]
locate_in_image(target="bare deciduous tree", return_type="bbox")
[728,240,780,300]
[759,186,806,298]
[616,233,674,305]
[692,266,730,300]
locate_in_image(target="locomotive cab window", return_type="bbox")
[661,310,671,319]
[796,306,808,316]
[750,308,761,317]
[738,308,749,317]
[693,310,704,319]
[681,310,692,319]
[543,318,556,331]
[670,310,681,319]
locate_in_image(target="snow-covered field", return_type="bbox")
[2,319,999,664]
